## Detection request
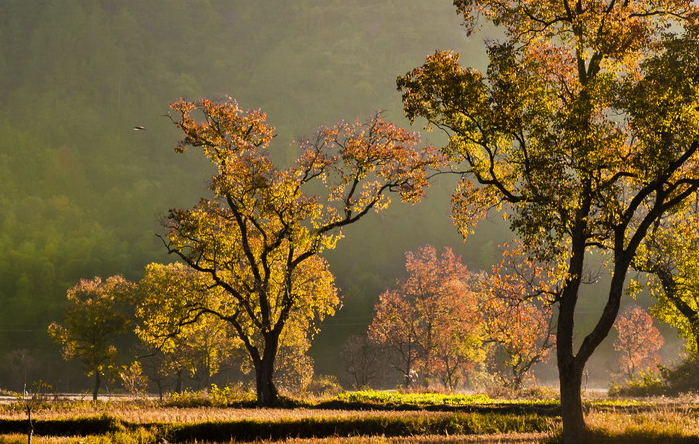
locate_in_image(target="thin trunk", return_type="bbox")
[92,371,101,402]
[156,380,164,402]
[175,369,183,393]
[26,406,33,444]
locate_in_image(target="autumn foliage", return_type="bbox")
[369,246,484,390]
[398,0,699,438]
[613,305,663,379]
[482,243,557,390]
[162,98,441,405]
[48,276,135,400]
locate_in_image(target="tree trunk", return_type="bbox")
[255,334,280,407]
[255,358,278,407]
[92,372,101,401]
[556,234,588,443]
[559,361,586,443]
[175,369,183,393]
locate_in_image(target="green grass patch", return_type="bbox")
[162,412,555,443]
[0,414,122,436]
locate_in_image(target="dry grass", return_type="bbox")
[0,433,553,444]
[0,407,460,423]
[241,433,552,443]
[586,406,699,438]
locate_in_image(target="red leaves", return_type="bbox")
[613,305,663,379]
[368,245,483,389]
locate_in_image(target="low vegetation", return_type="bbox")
[0,390,697,443]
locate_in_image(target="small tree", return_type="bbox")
[135,262,239,392]
[48,276,135,400]
[162,99,441,406]
[368,288,420,387]
[340,334,381,389]
[613,305,663,379]
[482,243,556,390]
[369,246,484,390]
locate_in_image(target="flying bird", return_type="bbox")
[133,126,146,131]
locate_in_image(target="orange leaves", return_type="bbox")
[481,242,557,388]
[613,305,663,379]
[368,245,484,389]
[163,98,440,403]
[299,113,444,214]
[169,97,275,158]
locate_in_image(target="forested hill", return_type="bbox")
[0,0,499,387]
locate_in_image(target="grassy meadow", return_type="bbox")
[0,391,696,444]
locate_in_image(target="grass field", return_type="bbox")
[0,391,696,443]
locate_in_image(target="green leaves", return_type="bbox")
[48,276,135,375]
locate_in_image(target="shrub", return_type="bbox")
[609,354,699,397]
[305,374,343,398]
[658,354,699,395]
[164,383,256,407]
[608,371,666,397]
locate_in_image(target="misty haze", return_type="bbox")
[1,1,699,443]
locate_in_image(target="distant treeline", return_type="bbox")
[0,0,499,391]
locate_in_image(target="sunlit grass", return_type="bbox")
[586,406,699,438]
[335,390,559,407]
[1,392,699,443]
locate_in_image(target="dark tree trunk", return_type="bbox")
[255,358,278,407]
[175,369,183,393]
[559,360,585,442]
[254,334,279,407]
[556,232,588,443]
[92,372,101,401]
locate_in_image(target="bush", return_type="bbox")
[304,374,343,398]
[609,354,699,397]
[658,354,699,395]
[164,383,256,407]
[608,371,666,397]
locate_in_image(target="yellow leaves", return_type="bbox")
[48,276,135,373]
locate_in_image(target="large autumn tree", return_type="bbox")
[397,0,699,439]
[369,245,484,390]
[162,99,441,406]
[48,276,135,401]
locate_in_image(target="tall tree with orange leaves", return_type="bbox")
[162,99,441,406]
[397,0,699,438]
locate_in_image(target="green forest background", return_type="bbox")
[0,0,658,392]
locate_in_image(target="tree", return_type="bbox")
[613,305,663,379]
[482,244,556,390]
[340,334,382,389]
[633,209,699,354]
[135,263,239,393]
[162,98,441,406]
[369,246,484,390]
[48,276,135,400]
[397,1,699,438]
[368,288,421,387]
